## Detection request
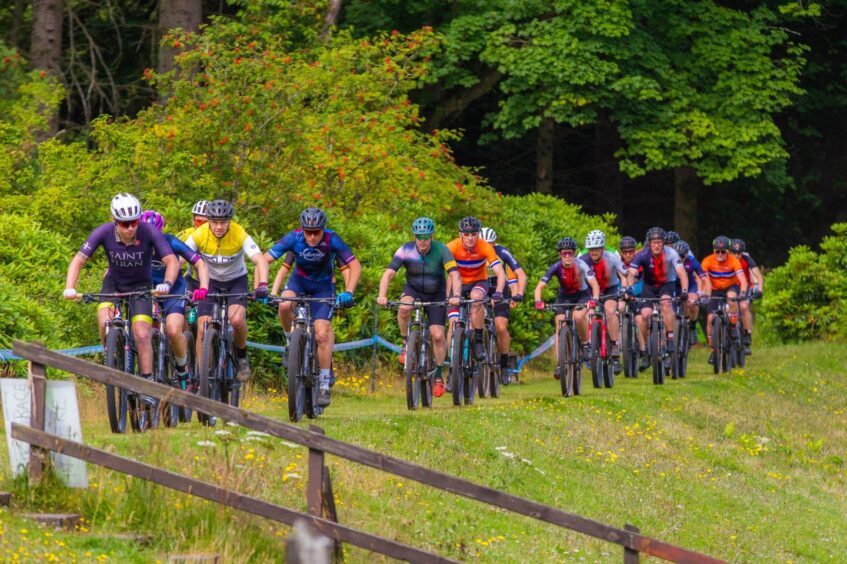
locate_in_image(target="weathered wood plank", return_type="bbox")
[11,423,455,564]
[625,523,640,564]
[28,359,47,483]
[307,425,325,518]
[20,512,81,530]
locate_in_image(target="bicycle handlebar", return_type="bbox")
[80,290,151,303]
[385,300,451,309]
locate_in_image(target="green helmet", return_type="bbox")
[412,217,435,236]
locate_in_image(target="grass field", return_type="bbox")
[1,341,846,562]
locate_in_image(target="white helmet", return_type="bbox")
[110,193,142,221]
[480,227,497,243]
[192,200,210,217]
[584,229,606,249]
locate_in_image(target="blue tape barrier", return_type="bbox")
[515,334,555,373]
[0,344,104,362]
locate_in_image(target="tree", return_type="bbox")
[157,0,202,79]
[30,0,63,136]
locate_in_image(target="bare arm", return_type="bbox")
[250,252,269,288]
[492,262,506,294]
[343,258,362,293]
[64,252,88,293]
[271,262,291,296]
[515,267,528,297]
[193,259,210,290]
[674,263,689,292]
[162,254,180,287]
[533,281,547,303]
[377,269,397,305]
[587,277,600,301]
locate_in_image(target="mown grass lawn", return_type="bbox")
[1,341,846,562]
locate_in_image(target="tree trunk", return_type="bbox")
[157,0,202,90]
[321,0,343,40]
[674,166,700,255]
[535,117,555,194]
[426,69,501,130]
[31,0,64,137]
[10,0,27,50]
[593,112,624,226]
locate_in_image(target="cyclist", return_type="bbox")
[534,237,600,378]
[63,193,179,389]
[673,240,709,346]
[177,200,210,294]
[265,207,362,407]
[664,230,680,246]
[731,238,763,354]
[445,217,507,366]
[628,227,689,370]
[140,210,210,388]
[579,229,630,369]
[617,235,646,354]
[377,217,462,397]
[185,199,268,382]
[701,236,748,364]
[479,227,527,383]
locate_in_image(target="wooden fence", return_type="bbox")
[11,340,724,563]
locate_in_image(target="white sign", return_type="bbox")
[1,378,88,488]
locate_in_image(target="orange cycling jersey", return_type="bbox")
[446,238,501,284]
[701,253,744,291]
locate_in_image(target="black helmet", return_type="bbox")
[458,216,481,234]
[645,227,666,242]
[557,237,578,251]
[299,207,327,229]
[619,236,637,251]
[664,230,680,244]
[713,235,731,251]
[206,199,234,220]
[673,240,690,257]
[731,238,746,253]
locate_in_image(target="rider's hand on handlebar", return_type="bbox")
[154,281,172,295]
[587,299,597,309]
[535,300,545,311]
[678,290,689,302]
[63,288,78,300]
[700,295,711,305]
[335,291,354,309]
[511,293,523,304]
[491,291,504,302]
[376,296,388,306]
[752,288,763,300]
[448,295,460,307]
[254,283,269,303]
[192,288,208,302]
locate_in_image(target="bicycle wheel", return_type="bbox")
[710,315,722,374]
[671,318,682,380]
[287,327,307,422]
[148,328,173,429]
[405,330,421,410]
[488,327,500,398]
[179,329,196,423]
[558,324,572,397]
[478,329,490,399]
[650,319,664,385]
[420,335,434,408]
[590,321,602,388]
[104,329,128,434]
[733,323,746,368]
[621,316,636,378]
[602,326,614,388]
[571,330,583,396]
[450,325,465,407]
[199,327,222,426]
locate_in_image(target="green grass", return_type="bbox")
[2,342,847,562]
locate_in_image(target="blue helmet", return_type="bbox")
[412,217,435,236]
[299,207,327,229]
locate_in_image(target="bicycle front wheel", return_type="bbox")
[590,322,602,388]
[622,316,637,378]
[558,324,572,397]
[420,335,434,408]
[650,319,664,385]
[405,330,421,410]
[488,327,500,398]
[179,329,196,423]
[104,329,128,434]
[287,327,307,422]
[199,327,222,426]
[450,325,465,407]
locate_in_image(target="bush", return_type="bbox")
[759,223,847,342]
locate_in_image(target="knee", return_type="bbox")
[315,327,333,345]
[430,327,445,344]
[133,326,150,343]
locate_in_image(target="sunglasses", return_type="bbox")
[461,232,479,238]
[559,250,574,256]
[415,234,432,241]
[303,229,322,236]
[715,249,728,255]
[116,219,139,228]
[193,217,208,228]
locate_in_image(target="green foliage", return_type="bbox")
[759,223,847,342]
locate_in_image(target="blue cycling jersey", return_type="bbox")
[267,228,356,283]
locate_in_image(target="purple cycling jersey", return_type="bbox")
[541,259,595,294]
[79,222,174,287]
[267,227,355,283]
[629,246,682,287]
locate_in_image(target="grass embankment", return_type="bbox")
[1,342,846,562]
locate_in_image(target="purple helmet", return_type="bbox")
[140,210,165,231]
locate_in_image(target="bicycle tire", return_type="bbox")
[710,315,722,374]
[571,329,583,396]
[478,328,490,399]
[405,330,420,410]
[450,325,465,407]
[199,327,222,426]
[464,347,478,406]
[720,319,731,373]
[621,315,636,378]
[671,318,682,380]
[558,323,572,397]
[104,329,128,434]
[179,329,196,423]
[590,321,603,389]
[603,325,614,388]
[149,328,173,429]
[488,327,500,398]
[420,334,434,408]
[650,319,664,385]
[287,327,307,422]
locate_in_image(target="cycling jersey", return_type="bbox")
[540,259,595,294]
[267,228,355,283]
[487,243,522,288]
[185,221,261,282]
[736,252,758,286]
[386,240,457,294]
[152,234,201,286]
[701,253,744,291]
[446,238,501,284]
[176,227,195,242]
[678,255,706,292]
[79,222,174,287]
[578,251,627,293]
[629,247,682,288]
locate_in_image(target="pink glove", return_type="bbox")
[535,301,545,311]
[192,288,208,301]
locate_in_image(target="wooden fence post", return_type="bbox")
[371,303,379,393]
[307,426,326,517]
[624,523,640,563]
[28,358,47,485]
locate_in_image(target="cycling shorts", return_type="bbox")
[599,284,621,304]
[636,282,676,312]
[706,285,740,315]
[160,277,188,318]
[197,274,249,318]
[97,276,152,325]
[448,280,490,321]
[488,281,512,319]
[285,274,335,321]
[554,289,592,315]
[401,284,447,327]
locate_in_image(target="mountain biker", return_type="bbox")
[534,237,601,378]
[701,236,748,364]
[177,200,210,293]
[480,226,527,383]
[140,210,210,389]
[63,193,179,388]
[673,240,709,346]
[184,199,268,382]
[377,217,462,397]
[731,238,763,354]
[265,207,362,408]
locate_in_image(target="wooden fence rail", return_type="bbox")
[12,339,725,564]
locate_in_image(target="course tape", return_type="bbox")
[515,334,555,372]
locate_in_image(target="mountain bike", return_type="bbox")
[447,299,485,406]
[82,291,151,433]
[388,300,446,410]
[619,298,639,379]
[272,296,337,422]
[588,294,625,389]
[671,297,690,380]
[708,296,743,374]
[641,297,681,386]
[478,301,501,399]
[151,293,196,427]
[545,303,586,398]
[197,292,249,426]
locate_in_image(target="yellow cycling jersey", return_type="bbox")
[186,221,261,282]
[176,226,195,242]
